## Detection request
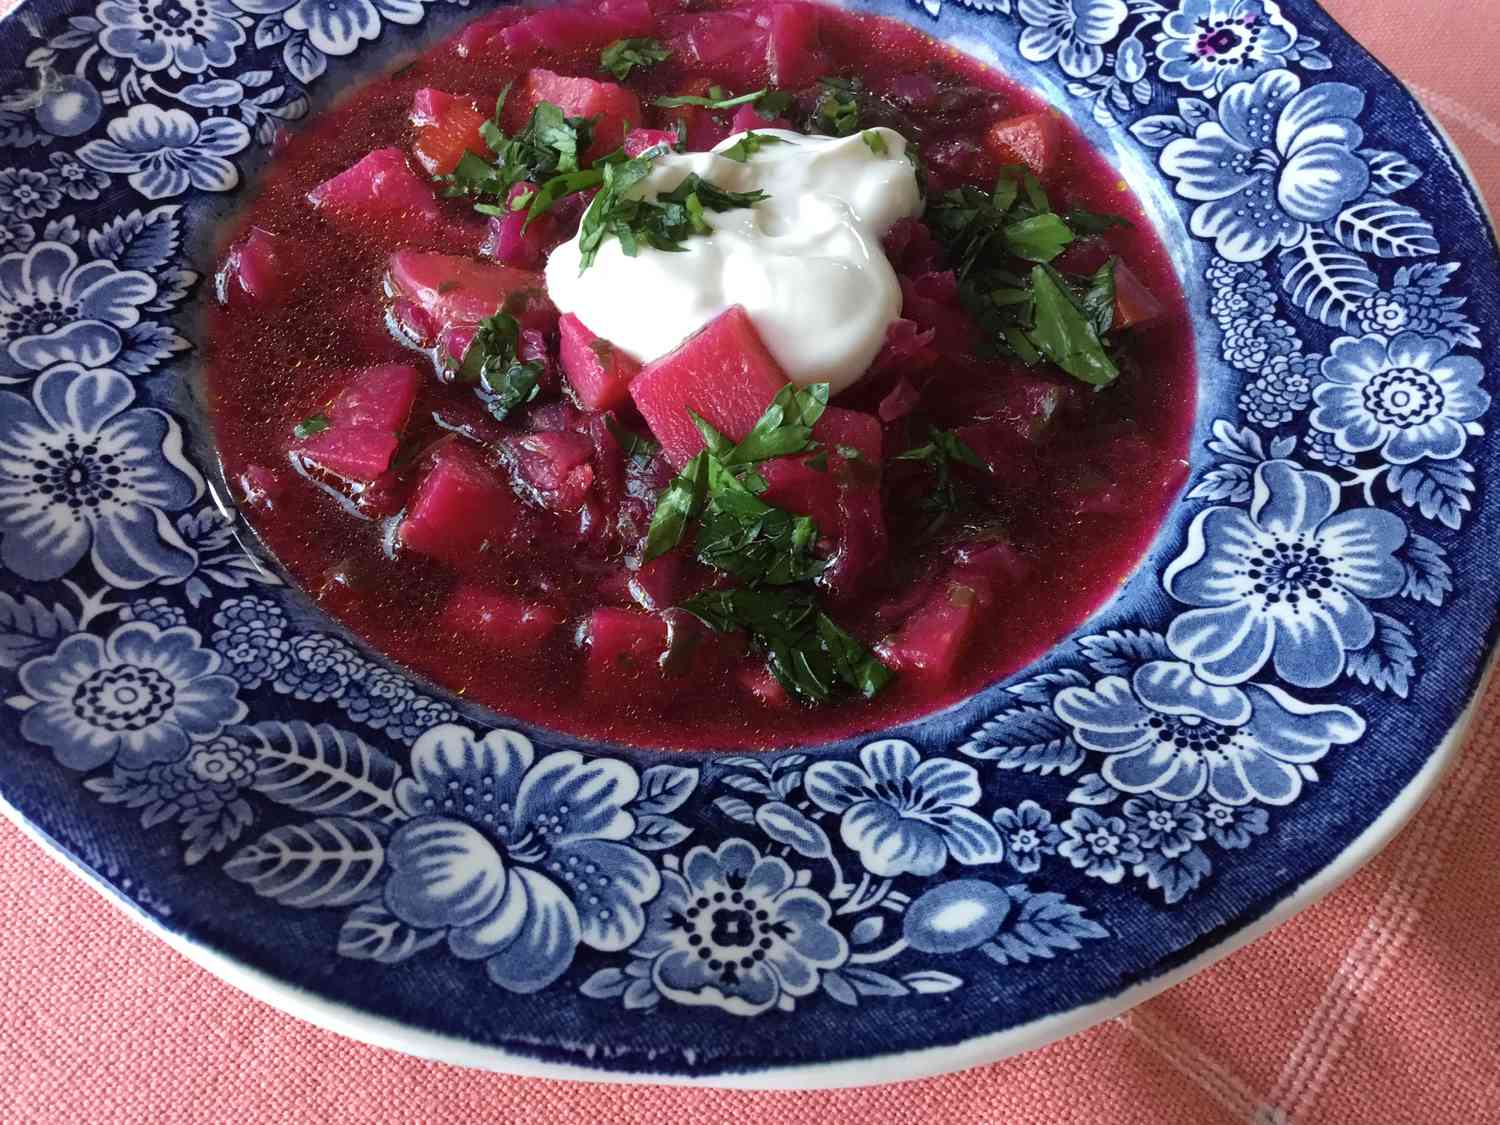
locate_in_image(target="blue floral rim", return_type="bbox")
[0,0,1496,1084]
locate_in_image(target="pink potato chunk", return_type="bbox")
[506,69,643,165]
[293,363,423,483]
[306,148,441,223]
[397,442,523,565]
[386,250,557,333]
[442,586,565,649]
[629,306,791,468]
[583,607,670,696]
[559,313,642,412]
[766,3,827,87]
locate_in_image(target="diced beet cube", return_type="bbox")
[879,578,985,684]
[813,407,883,464]
[952,541,1030,601]
[504,430,596,512]
[443,586,564,649]
[410,88,489,176]
[293,364,423,483]
[328,363,423,432]
[507,69,643,165]
[729,104,790,134]
[1113,260,1164,329]
[453,7,526,56]
[583,607,670,694]
[900,271,977,355]
[495,0,654,57]
[387,250,556,332]
[559,313,642,412]
[878,378,922,424]
[766,3,826,88]
[983,112,1063,179]
[307,148,441,223]
[398,443,522,565]
[480,199,564,273]
[823,460,886,600]
[882,218,943,276]
[662,12,769,87]
[625,127,679,157]
[628,549,687,610]
[630,306,790,468]
[221,227,295,304]
[759,458,841,538]
[295,427,401,483]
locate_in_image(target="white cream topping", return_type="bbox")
[544,127,923,395]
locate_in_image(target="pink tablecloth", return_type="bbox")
[5,2,1500,1121]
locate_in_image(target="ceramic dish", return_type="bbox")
[0,0,1496,1087]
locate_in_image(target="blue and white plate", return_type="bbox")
[0,0,1495,1087]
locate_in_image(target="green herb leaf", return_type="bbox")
[523,167,604,227]
[724,383,828,466]
[689,411,735,459]
[643,451,710,560]
[720,131,786,162]
[1062,208,1133,235]
[575,153,769,271]
[1078,258,1118,338]
[293,412,330,440]
[454,310,544,420]
[814,77,860,136]
[655,86,769,110]
[679,587,892,703]
[441,98,598,214]
[694,461,826,585]
[600,36,671,80]
[893,427,986,529]
[1002,211,1074,263]
[1027,264,1119,386]
[861,129,887,156]
[606,416,660,459]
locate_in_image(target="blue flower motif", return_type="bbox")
[46,153,111,202]
[1054,659,1364,805]
[273,632,360,701]
[211,594,290,689]
[0,241,157,377]
[11,621,245,771]
[388,695,461,741]
[1058,808,1142,884]
[0,364,201,587]
[121,596,189,630]
[233,0,427,55]
[630,838,846,1015]
[339,661,416,730]
[1202,800,1269,848]
[1156,0,1299,95]
[0,169,62,223]
[97,0,246,74]
[804,739,1003,877]
[1223,317,1298,371]
[1016,0,1128,79]
[1311,333,1489,466]
[1160,70,1369,262]
[992,800,1063,874]
[1164,459,1407,687]
[385,725,659,994]
[1303,428,1355,468]
[78,106,249,201]
[1239,352,1318,428]
[1122,794,1208,857]
[0,222,37,258]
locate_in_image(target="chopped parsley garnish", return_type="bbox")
[641,384,892,705]
[607,416,660,459]
[893,427,985,532]
[453,309,542,421]
[654,86,794,113]
[600,37,671,80]
[443,88,598,213]
[293,412,330,440]
[681,587,893,703]
[814,77,861,136]
[861,129,887,156]
[925,167,1126,386]
[574,150,769,271]
[720,131,786,162]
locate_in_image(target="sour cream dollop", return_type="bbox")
[544,127,924,395]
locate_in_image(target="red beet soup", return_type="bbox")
[203,0,1195,749]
